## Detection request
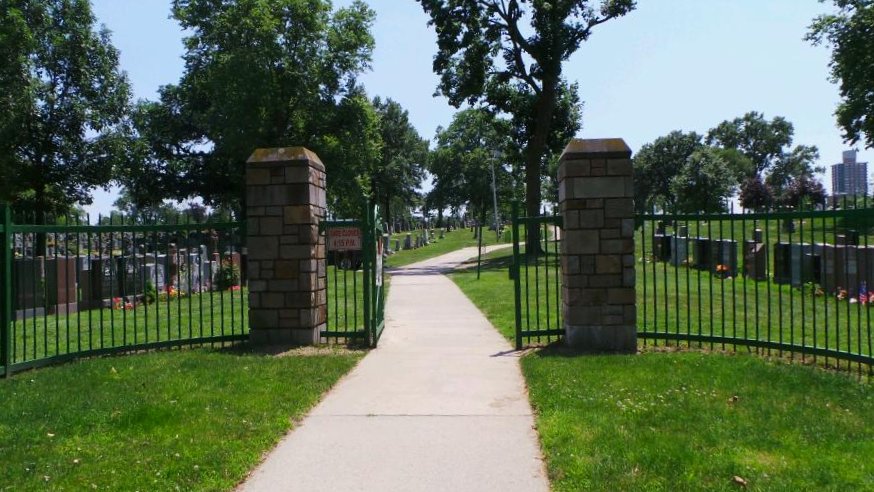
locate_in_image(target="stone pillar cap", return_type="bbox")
[247,147,325,170]
[560,138,632,161]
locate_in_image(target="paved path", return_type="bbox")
[239,246,549,492]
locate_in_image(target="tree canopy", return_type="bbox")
[707,111,824,209]
[428,109,513,224]
[808,0,874,149]
[417,0,635,248]
[0,0,130,216]
[123,0,378,216]
[371,97,429,225]
[633,131,705,214]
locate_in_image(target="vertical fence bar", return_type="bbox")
[1,204,12,376]
[362,203,373,346]
[512,202,523,350]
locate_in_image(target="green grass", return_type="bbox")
[10,266,372,365]
[386,228,506,268]
[639,260,874,363]
[0,347,362,491]
[12,289,248,365]
[451,254,874,490]
[451,245,874,364]
[524,350,874,491]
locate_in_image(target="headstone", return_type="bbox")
[710,239,738,276]
[744,241,768,281]
[404,233,412,250]
[670,235,688,266]
[652,233,671,262]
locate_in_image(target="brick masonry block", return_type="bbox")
[246,147,327,346]
[558,138,636,353]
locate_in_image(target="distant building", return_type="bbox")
[831,150,868,197]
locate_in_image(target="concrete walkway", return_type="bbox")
[239,246,549,492]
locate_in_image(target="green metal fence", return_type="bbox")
[0,204,248,377]
[320,202,385,347]
[638,205,874,373]
[511,203,563,349]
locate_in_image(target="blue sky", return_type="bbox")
[86,0,870,216]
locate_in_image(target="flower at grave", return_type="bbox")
[715,264,731,279]
[229,285,241,292]
[837,288,848,301]
[860,282,868,304]
[124,302,134,310]
[112,297,123,310]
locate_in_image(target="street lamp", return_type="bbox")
[490,150,501,241]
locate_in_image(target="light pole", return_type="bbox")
[490,150,501,241]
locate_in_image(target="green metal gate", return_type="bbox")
[511,202,563,349]
[320,201,385,347]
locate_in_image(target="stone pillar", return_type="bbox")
[558,138,636,353]
[246,147,327,345]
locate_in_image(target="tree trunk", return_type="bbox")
[524,78,558,256]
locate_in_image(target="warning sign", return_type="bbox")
[327,227,362,251]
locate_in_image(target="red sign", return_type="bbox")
[328,227,362,251]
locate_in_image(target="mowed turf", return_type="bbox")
[0,348,361,491]
[386,227,505,268]
[524,350,874,491]
[451,249,874,491]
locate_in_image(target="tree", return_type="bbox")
[371,98,429,227]
[417,0,636,251]
[633,131,705,214]
[781,175,826,209]
[808,1,874,149]
[126,0,377,215]
[738,175,773,211]
[0,0,130,218]
[708,111,824,210]
[706,112,794,177]
[670,148,736,214]
[428,109,513,226]
[764,144,823,203]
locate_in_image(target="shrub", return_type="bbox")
[143,281,157,305]
[216,259,241,290]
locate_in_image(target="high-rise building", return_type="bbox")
[831,150,868,197]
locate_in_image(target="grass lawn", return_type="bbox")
[10,265,369,366]
[452,246,874,367]
[0,347,362,491]
[386,227,506,268]
[12,289,248,365]
[524,350,874,491]
[451,250,874,490]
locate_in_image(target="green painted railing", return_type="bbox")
[320,201,385,347]
[0,205,247,377]
[511,202,563,349]
[638,204,874,374]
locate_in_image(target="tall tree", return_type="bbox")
[633,131,705,214]
[765,144,823,203]
[371,98,429,226]
[706,112,794,177]
[0,0,130,217]
[428,109,513,225]
[417,0,635,250]
[708,111,824,210]
[126,0,377,215]
[669,148,736,214]
[808,1,874,149]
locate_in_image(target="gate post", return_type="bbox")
[558,139,636,353]
[245,147,327,345]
